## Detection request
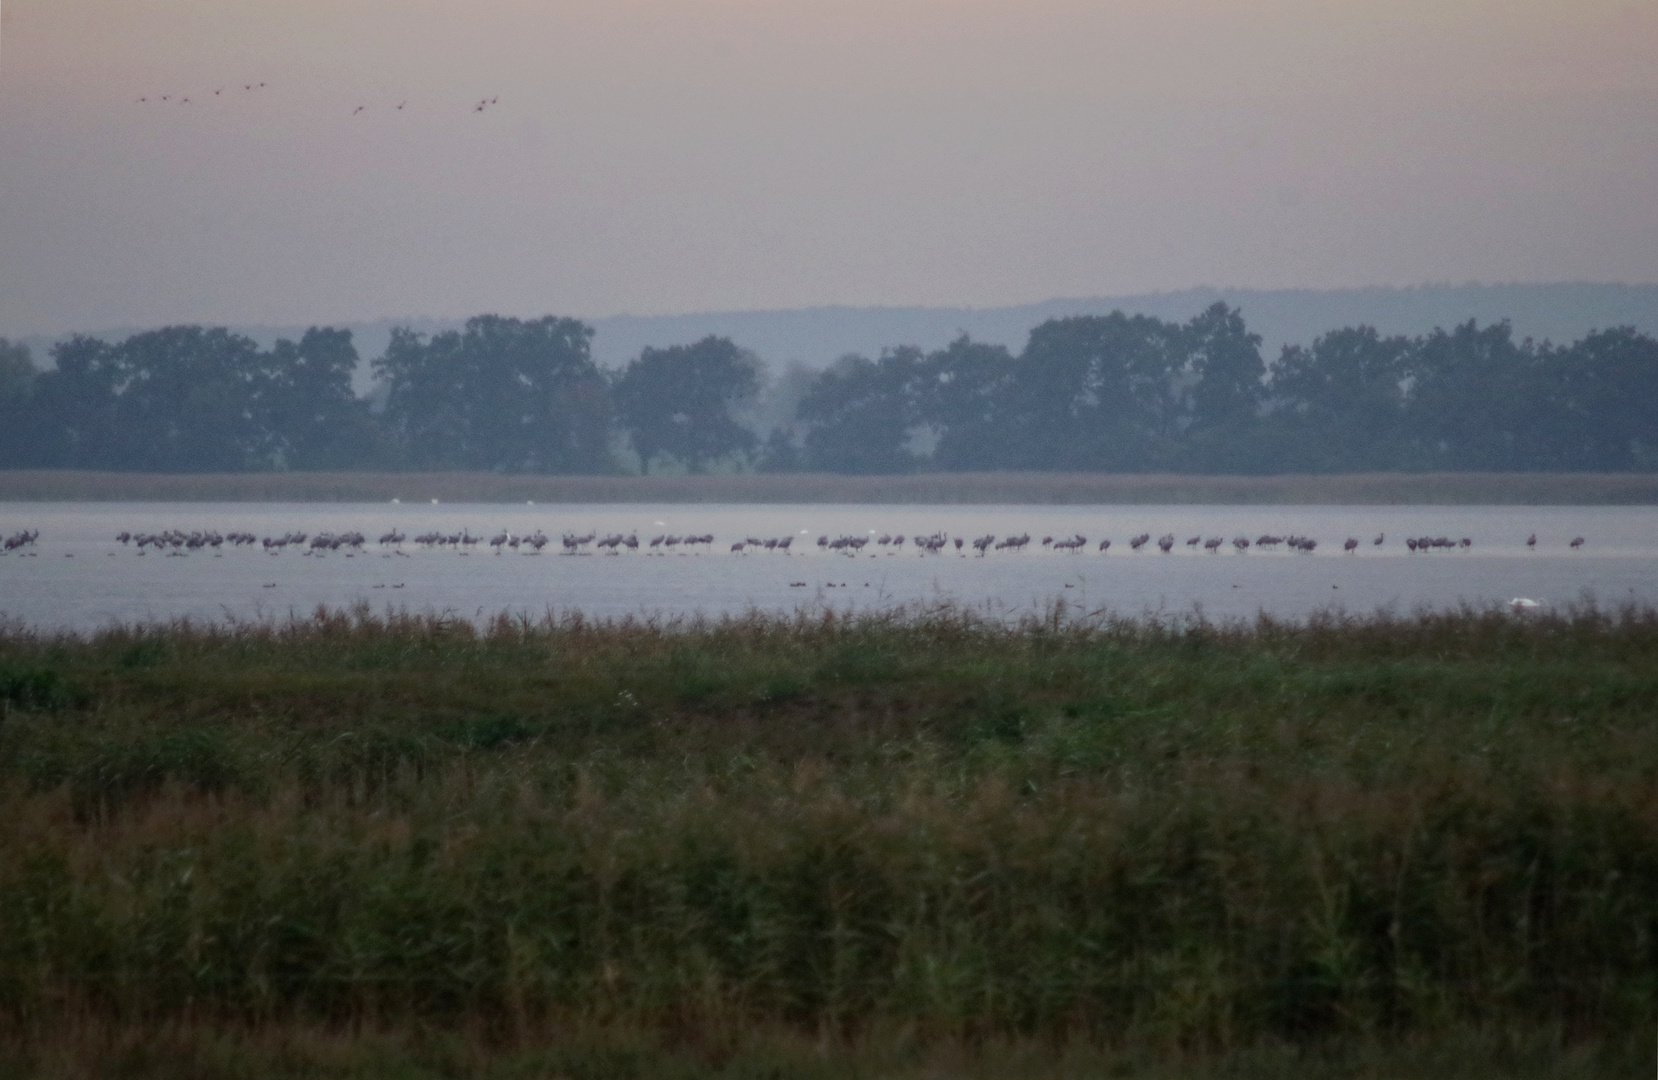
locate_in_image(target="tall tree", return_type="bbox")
[920,337,1019,471]
[1404,321,1548,470]
[258,328,381,469]
[1005,314,1186,470]
[612,336,761,473]
[1184,303,1264,429]
[797,349,926,474]
[0,338,30,399]
[0,339,40,466]
[101,327,266,472]
[374,315,611,472]
[1181,303,1268,470]
[754,427,803,473]
[30,337,121,468]
[1268,326,1413,471]
[1547,327,1658,470]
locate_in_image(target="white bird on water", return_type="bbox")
[1509,597,1542,613]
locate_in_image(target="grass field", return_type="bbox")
[3,469,1658,504]
[1,602,1655,1076]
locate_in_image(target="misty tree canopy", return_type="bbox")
[373,315,611,473]
[0,327,371,472]
[4,304,1658,475]
[797,349,929,475]
[612,336,760,474]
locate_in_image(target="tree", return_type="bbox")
[375,315,611,472]
[1184,303,1265,430]
[1181,303,1268,471]
[0,339,40,466]
[612,337,761,473]
[1004,314,1186,470]
[258,328,382,469]
[25,337,120,468]
[0,338,30,398]
[97,327,267,471]
[920,337,1018,471]
[755,427,803,473]
[1547,327,1658,470]
[1404,321,1549,470]
[797,349,926,474]
[1268,326,1413,471]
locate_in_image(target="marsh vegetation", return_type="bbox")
[0,603,1654,1076]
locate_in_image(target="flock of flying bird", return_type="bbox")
[134,82,267,106]
[134,82,502,117]
[0,527,1594,558]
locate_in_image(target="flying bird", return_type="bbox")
[352,106,366,115]
[396,101,406,110]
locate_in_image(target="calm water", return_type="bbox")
[2,502,1655,631]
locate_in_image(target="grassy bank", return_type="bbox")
[1,604,1655,1077]
[3,469,1658,504]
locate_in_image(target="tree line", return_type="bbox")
[2,304,1655,474]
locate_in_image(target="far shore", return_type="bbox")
[2,469,1656,504]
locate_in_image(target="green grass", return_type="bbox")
[0,602,1656,1076]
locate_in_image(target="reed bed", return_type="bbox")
[0,603,1655,1077]
[4,468,1658,503]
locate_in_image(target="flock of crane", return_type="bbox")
[0,526,1595,559]
[132,81,503,118]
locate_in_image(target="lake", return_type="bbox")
[2,502,1655,632]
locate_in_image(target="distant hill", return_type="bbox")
[15,283,1658,387]
[583,283,1658,369]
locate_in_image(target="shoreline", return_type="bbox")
[1,469,1657,504]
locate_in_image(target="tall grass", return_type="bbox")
[0,603,1655,1075]
[3,468,1658,503]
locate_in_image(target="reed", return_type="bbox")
[3,468,1658,503]
[0,603,1655,1076]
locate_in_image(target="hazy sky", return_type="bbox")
[3,0,1656,336]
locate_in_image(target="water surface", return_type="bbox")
[2,502,1654,631]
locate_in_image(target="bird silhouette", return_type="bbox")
[160,95,170,101]
[215,87,224,95]
[352,106,366,115]
[396,101,406,110]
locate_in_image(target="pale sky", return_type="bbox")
[3,0,1656,337]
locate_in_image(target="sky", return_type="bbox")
[3,0,1657,337]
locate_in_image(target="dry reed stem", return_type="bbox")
[3,468,1658,503]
